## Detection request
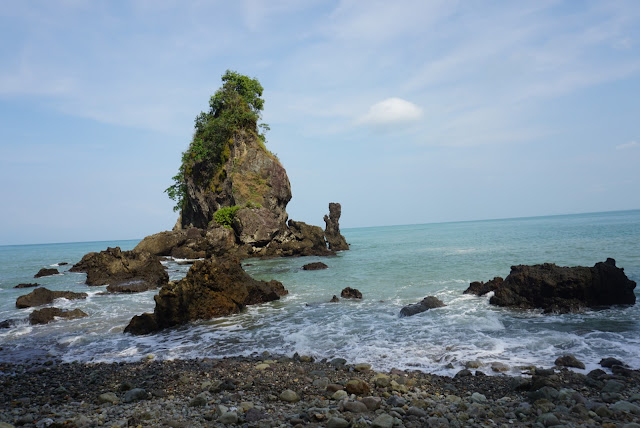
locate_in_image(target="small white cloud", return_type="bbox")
[616,141,639,150]
[359,97,423,125]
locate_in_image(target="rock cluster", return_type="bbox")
[468,258,636,313]
[125,258,287,335]
[70,247,168,290]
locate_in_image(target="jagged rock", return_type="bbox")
[16,287,88,309]
[124,258,287,335]
[14,283,39,289]
[329,295,340,302]
[341,287,362,299]
[29,307,88,325]
[170,246,206,260]
[233,206,282,247]
[134,230,187,256]
[106,281,159,293]
[399,296,446,317]
[464,277,503,296]
[489,258,636,313]
[34,268,59,278]
[179,130,291,231]
[262,220,333,257]
[303,262,328,271]
[323,202,349,251]
[70,247,168,289]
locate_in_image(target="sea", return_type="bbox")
[1,210,639,376]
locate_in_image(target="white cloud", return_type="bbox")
[359,97,423,125]
[616,141,639,150]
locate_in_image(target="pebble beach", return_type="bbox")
[2,353,639,428]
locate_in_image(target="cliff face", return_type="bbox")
[178,131,291,231]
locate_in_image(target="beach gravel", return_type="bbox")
[1,354,639,427]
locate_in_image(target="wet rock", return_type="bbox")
[463,277,503,296]
[399,296,446,317]
[29,307,88,325]
[34,268,59,278]
[323,202,349,251]
[302,262,328,271]
[13,283,39,289]
[600,357,625,368]
[488,258,636,313]
[329,295,340,302]
[0,319,15,328]
[340,287,362,299]
[346,378,370,395]
[555,355,585,369]
[326,417,349,428]
[16,287,87,309]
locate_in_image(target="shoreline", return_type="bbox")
[2,354,639,427]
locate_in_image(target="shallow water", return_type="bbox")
[1,210,638,376]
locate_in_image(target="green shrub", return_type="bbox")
[213,206,241,228]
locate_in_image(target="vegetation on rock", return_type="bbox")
[165,70,269,212]
[213,205,242,228]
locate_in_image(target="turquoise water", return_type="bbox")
[1,210,639,375]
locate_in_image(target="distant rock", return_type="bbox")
[29,307,88,325]
[399,296,446,317]
[488,258,636,313]
[323,202,349,251]
[34,268,59,278]
[58,262,68,266]
[263,220,333,258]
[341,287,362,299]
[125,257,287,335]
[463,277,503,296]
[0,319,15,328]
[329,295,340,303]
[302,262,328,271]
[14,283,39,289]
[106,281,159,293]
[16,287,88,309]
[70,247,168,290]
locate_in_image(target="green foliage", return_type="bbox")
[213,205,241,228]
[165,70,269,212]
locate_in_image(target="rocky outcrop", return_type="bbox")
[16,287,88,309]
[34,268,59,278]
[302,262,328,271]
[233,206,283,247]
[106,281,159,293]
[486,258,636,313]
[133,228,237,259]
[324,203,349,251]
[124,258,288,335]
[29,307,88,325]
[341,287,362,299]
[399,296,446,317]
[178,131,291,231]
[463,277,503,296]
[70,247,168,289]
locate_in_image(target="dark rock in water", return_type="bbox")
[124,258,287,335]
[341,287,362,299]
[14,283,39,289]
[487,258,636,313]
[463,277,503,296]
[303,262,328,271]
[70,247,168,289]
[16,287,88,309]
[0,319,16,328]
[106,281,159,293]
[58,262,68,266]
[400,296,446,317]
[323,202,349,251]
[34,268,59,278]
[600,357,625,368]
[329,295,340,303]
[263,220,333,258]
[555,355,585,369]
[29,307,88,325]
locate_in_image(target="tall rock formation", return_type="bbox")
[324,202,349,251]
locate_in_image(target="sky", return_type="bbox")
[1,0,640,245]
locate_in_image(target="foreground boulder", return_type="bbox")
[400,296,446,317]
[34,268,59,278]
[324,202,349,251]
[16,287,88,309]
[125,258,287,335]
[70,247,168,289]
[487,258,636,313]
[29,307,88,325]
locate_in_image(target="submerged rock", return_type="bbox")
[302,262,328,271]
[399,296,446,317]
[488,258,636,313]
[34,268,59,278]
[125,258,287,335]
[14,283,39,289]
[70,246,168,289]
[29,307,88,325]
[323,202,349,251]
[16,287,88,309]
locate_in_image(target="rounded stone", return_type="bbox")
[279,389,300,403]
[326,417,349,428]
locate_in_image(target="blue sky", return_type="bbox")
[1,1,639,245]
